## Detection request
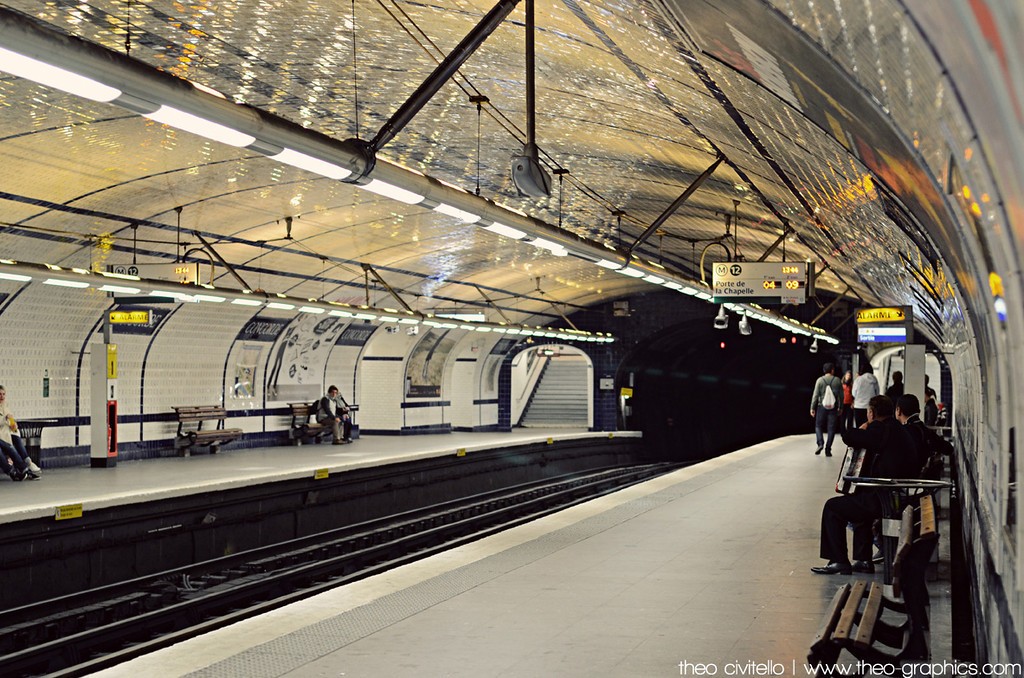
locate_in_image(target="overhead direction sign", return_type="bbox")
[856,307,906,323]
[712,262,808,304]
[856,305,913,343]
[107,263,199,284]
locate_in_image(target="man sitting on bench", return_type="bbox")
[317,385,352,445]
[811,395,919,575]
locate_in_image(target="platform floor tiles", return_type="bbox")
[78,434,950,676]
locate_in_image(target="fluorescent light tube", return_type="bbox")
[361,179,424,204]
[299,306,325,314]
[145,105,256,147]
[530,238,568,256]
[329,309,354,317]
[194,294,226,303]
[231,298,264,306]
[99,284,142,294]
[614,267,645,278]
[643,275,665,284]
[266,302,296,310]
[434,203,480,223]
[663,281,683,290]
[271,148,352,180]
[0,47,122,102]
[0,271,32,282]
[43,278,90,288]
[596,259,621,269]
[482,222,526,239]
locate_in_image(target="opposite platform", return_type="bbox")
[0,429,637,524]
[90,433,954,678]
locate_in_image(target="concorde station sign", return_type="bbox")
[712,262,809,304]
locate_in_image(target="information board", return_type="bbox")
[711,262,808,304]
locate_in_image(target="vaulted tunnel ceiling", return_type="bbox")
[0,0,1011,343]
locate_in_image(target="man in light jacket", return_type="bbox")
[851,364,880,428]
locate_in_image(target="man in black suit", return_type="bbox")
[811,395,919,574]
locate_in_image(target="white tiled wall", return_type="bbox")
[0,281,516,455]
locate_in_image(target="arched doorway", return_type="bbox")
[510,345,593,429]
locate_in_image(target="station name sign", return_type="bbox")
[712,262,808,304]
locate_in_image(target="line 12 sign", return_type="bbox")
[712,262,808,304]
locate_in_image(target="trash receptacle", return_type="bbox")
[16,419,57,467]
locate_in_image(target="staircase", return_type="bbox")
[520,357,589,427]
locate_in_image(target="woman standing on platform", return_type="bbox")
[0,385,42,480]
[840,371,855,432]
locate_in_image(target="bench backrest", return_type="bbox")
[174,406,228,423]
[289,402,315,418]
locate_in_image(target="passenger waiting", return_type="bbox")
[850,364,879,427]
[811,395,917,575]
[317,385,353,445]
[809,362,843,457]
[0,385,42,481]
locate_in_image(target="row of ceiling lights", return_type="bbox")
[0,260,615,342]
[0,14,838,343]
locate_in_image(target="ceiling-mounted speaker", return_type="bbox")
[511,143,551,198]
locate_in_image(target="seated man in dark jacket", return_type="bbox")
[811,395,920,574]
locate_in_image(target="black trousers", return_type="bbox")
[819,491,883,563]
[853,407,868,427]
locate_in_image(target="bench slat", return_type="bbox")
[918,494,937,538]
[852,583,883,649]
[832,579,867,641]
[811,584,851,649]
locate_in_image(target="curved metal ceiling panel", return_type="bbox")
[0,0,1015,342]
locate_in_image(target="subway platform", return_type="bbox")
[56,433,956,677]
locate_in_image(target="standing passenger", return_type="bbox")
[840,370,855,432]
[851,364,879,428]
[810,362,843,457]
[886,370,904,400]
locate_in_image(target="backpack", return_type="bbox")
[821,378,837,410]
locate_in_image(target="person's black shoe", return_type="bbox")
[852,560,875,574]
[8,469,24,482]
[810,561,852,575]
[825,449,833,457]
[815,445,823,455]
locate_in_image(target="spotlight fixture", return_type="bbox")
[714,306,729,330]
[738,311,752,336]
[810,337,819,353]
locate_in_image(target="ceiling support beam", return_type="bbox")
[192,231,255,292]
[351,0,521,175]
[755,222,794,261]
[623,155,723,264]
[473,284,514,325]
[361,263,415,314]
[810,285,850,325]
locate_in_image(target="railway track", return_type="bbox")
[0,463,677,677]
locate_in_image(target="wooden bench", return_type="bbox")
[173,406,242,455]
[808,495,938,671]
[288,402,327,445]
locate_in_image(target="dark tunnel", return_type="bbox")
[621,318,840,462]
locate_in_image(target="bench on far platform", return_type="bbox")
[173,405,242,455]
[288,402,327,445]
